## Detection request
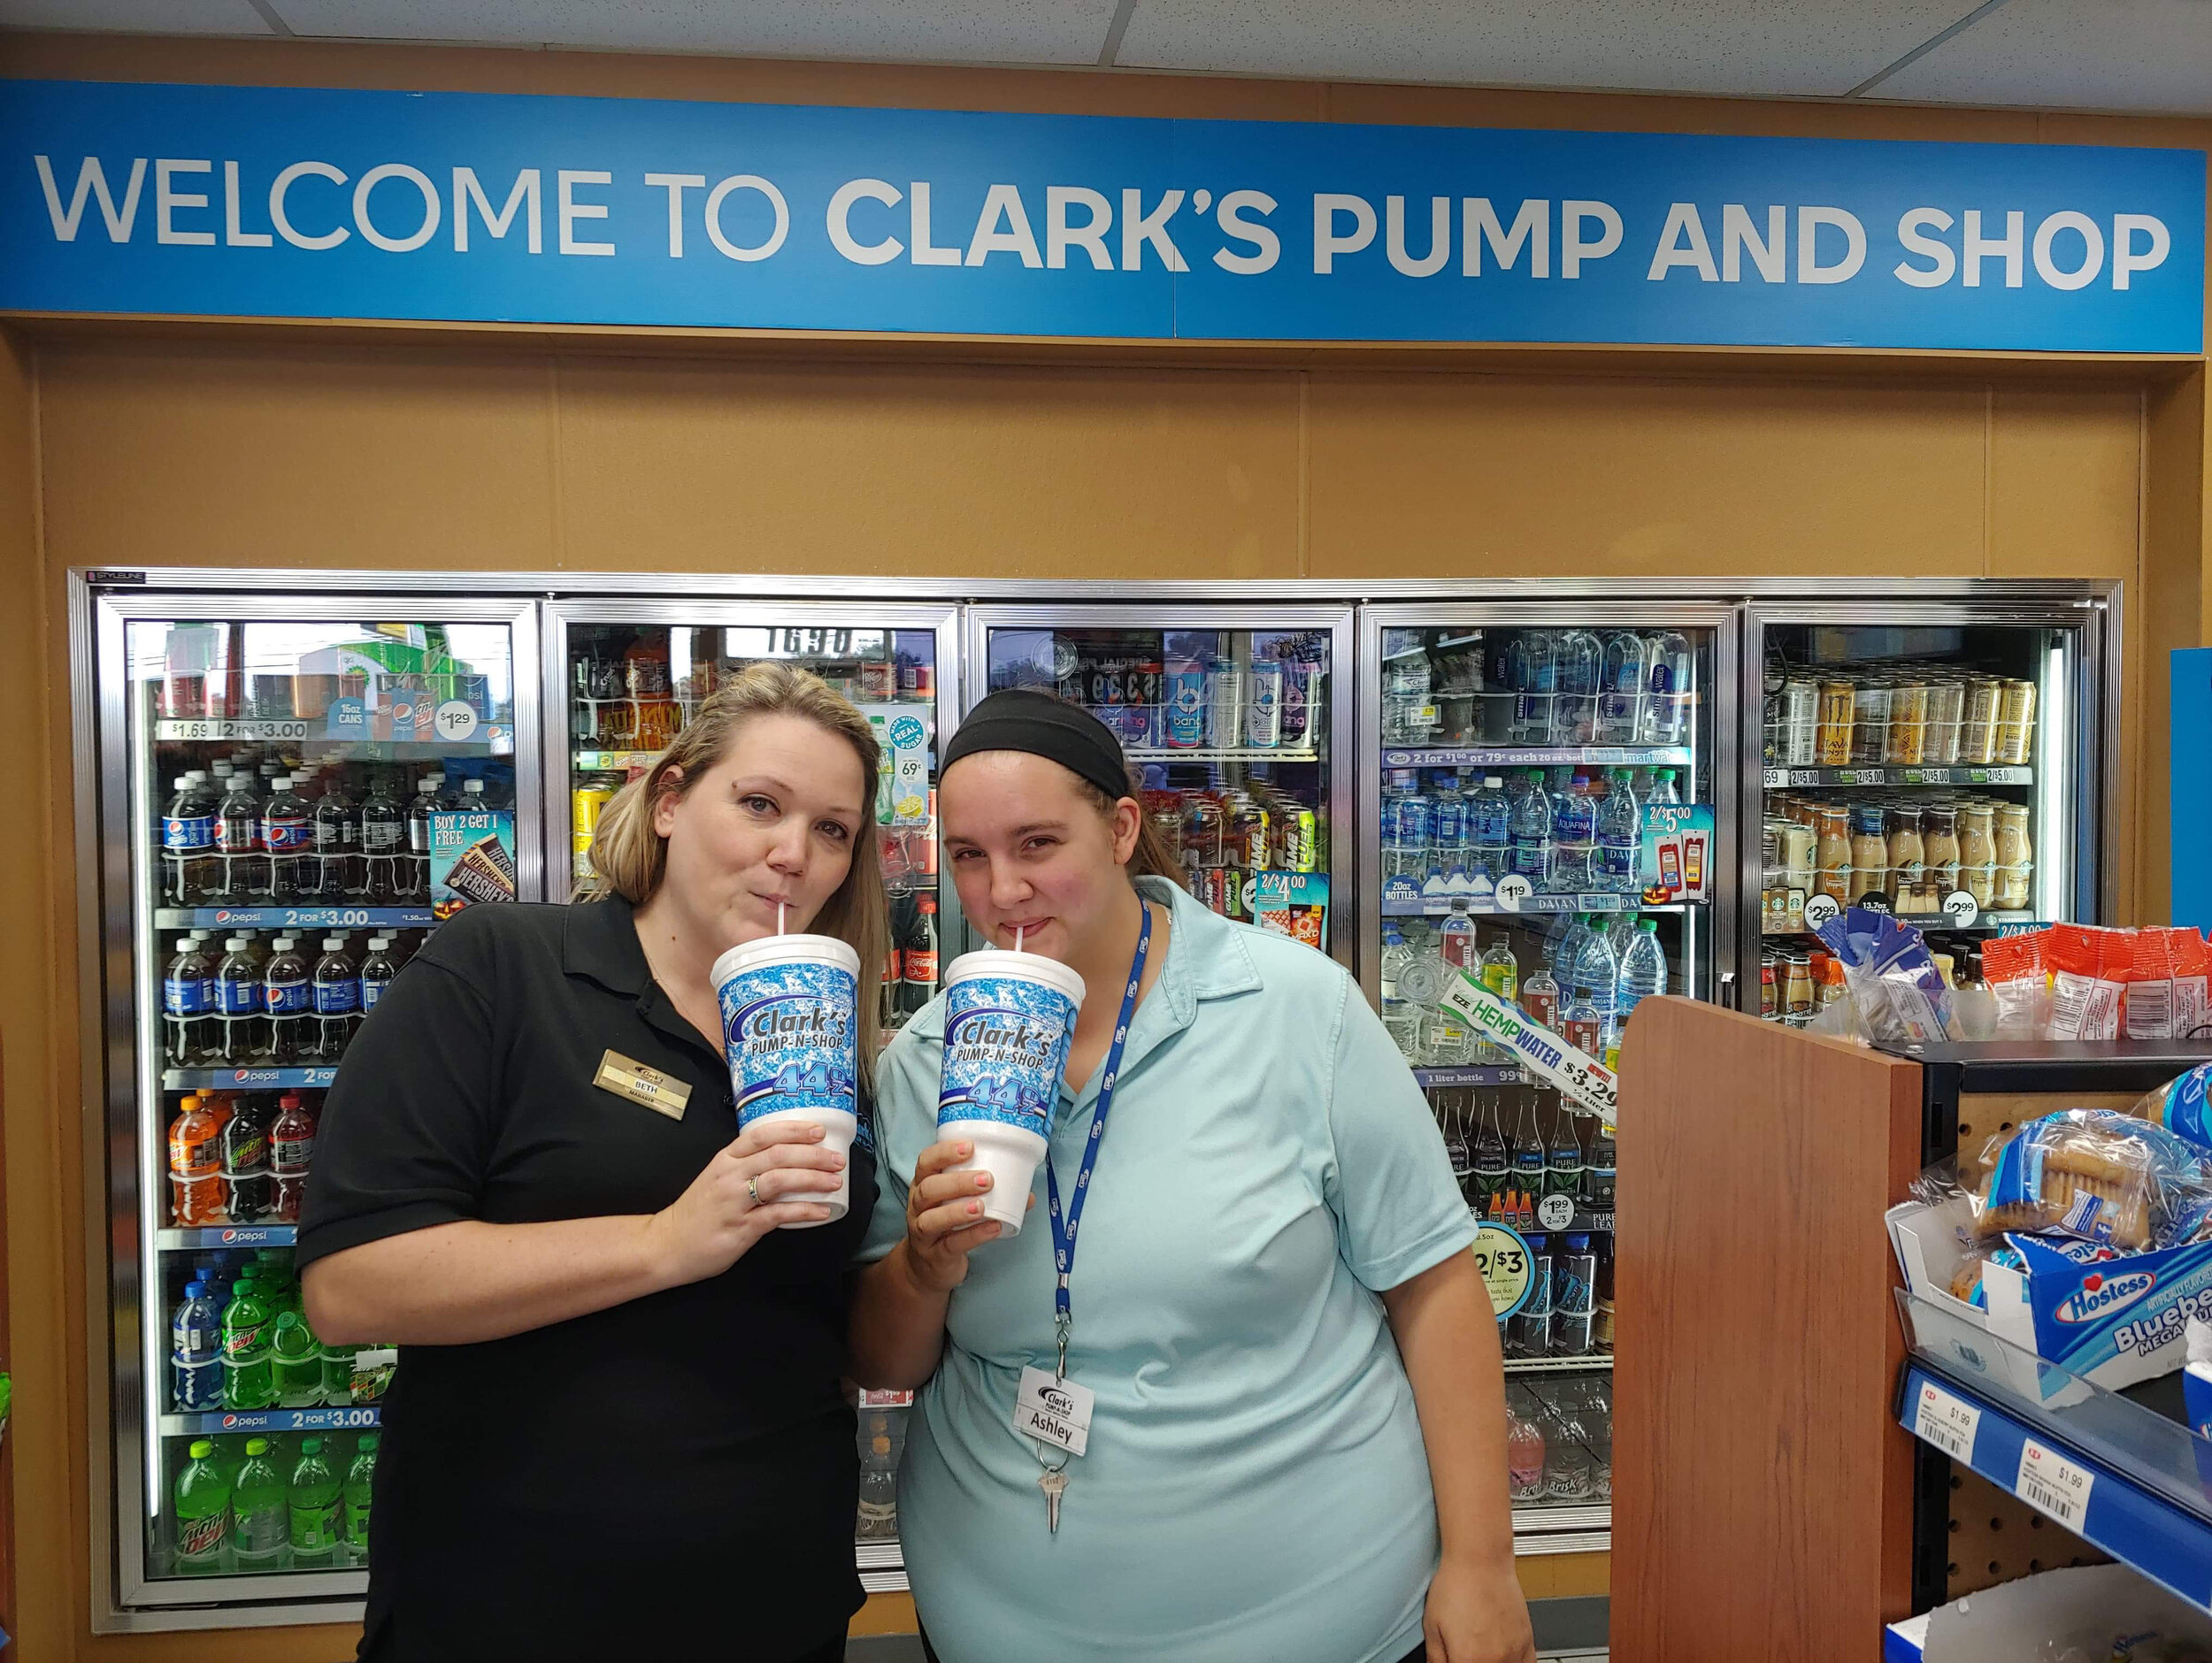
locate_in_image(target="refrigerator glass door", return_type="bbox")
[1359,602,1737,1552]
[968,607,1353,965]
[1749,607,2105,1029]
[90,593,539,1621]
[548,603,961,1046]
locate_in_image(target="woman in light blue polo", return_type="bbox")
[851,691,1533,1663]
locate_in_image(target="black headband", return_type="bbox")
[941,689,1133,803]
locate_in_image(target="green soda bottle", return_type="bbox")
[229,1436,289,1572]
[288,1437,342,1567]
[320,1335,357,1406]
[219,1279,274,1411]
[269,1311,322,1408]
[174,1438,231,1575]
[343,1433,380,1564]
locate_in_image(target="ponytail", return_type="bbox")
[1074,772,1186,890]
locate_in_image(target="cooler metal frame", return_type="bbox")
[535,596,966,946]
[961,602,1358,969]
[74,576,546,1630]
[1736,586,2121,997]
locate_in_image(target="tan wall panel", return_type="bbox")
[555,359,1302,580]
[1304,374,1988,578]
[1990,391,2143,579]
[36,344,558,572]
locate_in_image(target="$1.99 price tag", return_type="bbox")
[2014,1437,2094,1532]
[1471,1222,1534,1321]
[1911,1380,1980,1463]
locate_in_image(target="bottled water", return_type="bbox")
[1596,631,1648,743]
[1646,766,1682,807]
[1616,919,1668,1023]
[1468,775,1510,884]
[1380,927,1421,1059]
[1555,629,1602,746]
[1509,632,1558,744]
[1595,768,1640,893]
[1382,636,1434,744]
[1569,925,1621,1026]
[1548,913,1589,977]
[1419,937,1474,1065]
[1426,774,1463,900]
[1644,629,1695,745]
[1548,772,1594,893]
[1508,769,1552,887]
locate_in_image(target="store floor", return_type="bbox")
[841,1642,1609,1659]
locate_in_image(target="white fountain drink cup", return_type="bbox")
[937,950,1087,1237]
[712,933,862,1229]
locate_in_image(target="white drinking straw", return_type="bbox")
[778,901,787,936]
[1014,926,1025,953]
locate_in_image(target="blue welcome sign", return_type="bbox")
[0,79,2200,351]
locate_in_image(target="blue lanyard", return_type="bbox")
[1043,898,1151,1380]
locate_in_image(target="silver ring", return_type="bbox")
[747,1176,762,1207]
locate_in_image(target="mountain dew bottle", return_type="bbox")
[343,1432,380,1562]
[230,1437,289,1572]
[288,1437,342,1567]
[220,1279,274,1411]
[174,1438,231,1575]
[269,1311,322,1408]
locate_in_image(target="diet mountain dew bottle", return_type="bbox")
[174,1438,230,1575]
[288,1437,342,1567]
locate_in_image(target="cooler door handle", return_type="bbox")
[1717,969,1740,1011]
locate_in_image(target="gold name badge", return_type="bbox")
[595,1051,692,1120]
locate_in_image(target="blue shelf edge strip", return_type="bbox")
[157,907,434,929]
[1899,1360,2212,1616]
[167,1405,382,1436]
[164,1224,296,1249]
[163,1067,339,1089]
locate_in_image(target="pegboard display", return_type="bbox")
[1955,1091,2139,1184]
[1946,1461,2109,1600]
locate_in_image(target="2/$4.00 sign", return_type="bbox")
[0,80,2200,352]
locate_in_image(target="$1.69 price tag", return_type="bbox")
[2015,1437,2094,1532]
[1911,1380,1980,1463]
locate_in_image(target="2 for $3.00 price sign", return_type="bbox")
[1471,1222,1537,1320]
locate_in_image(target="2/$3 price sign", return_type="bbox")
[0,80,2200,351]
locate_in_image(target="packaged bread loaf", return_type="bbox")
[1973,1108,2212,1253]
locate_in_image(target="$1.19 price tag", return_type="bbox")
[1912,1380,1980,1463]
[2015,1437,2094,1532]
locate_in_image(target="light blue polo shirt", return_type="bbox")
[862,877,1479,1663]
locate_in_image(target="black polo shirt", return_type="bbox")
[298,894,877,1662]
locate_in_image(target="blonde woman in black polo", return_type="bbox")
[301,663,887,1662]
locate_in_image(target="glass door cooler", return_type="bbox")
[77,580,541,1628]
[1745,589,2116,1030]
[543,602,962,1046]
[1358,600,1740,1560]
[965,604,1354,966]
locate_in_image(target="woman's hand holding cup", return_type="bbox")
[648,1119,848,1287]
[902,1138,1027,1293]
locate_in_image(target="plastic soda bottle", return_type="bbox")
[220,1277,275,1411]
[270,1092,317,1224]
[263,936,312,1067]
[288,1438,343,1567]
[163,933,218,1066]
[312,936,361,1061]
[219,1094,271,1224]
[343,1433,380,1562]
[171,1280,223,1411]
[262,774,314,903]
[270,1310,323,1408]
[168,1094,225,1228]
[230,1437,290,1572]
[1505,1393,1548,1502]
[321,1334,358,1407]
[175,1438,232,1575]
[359,936,399,1015]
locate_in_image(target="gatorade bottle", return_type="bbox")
[343,1433,380,1563]
[171,1280,223,1411]
[312,936,360,1061]
[359,936,399,1015]
[230,1437,289,1572]
[220,1277,275,1411]
[174,1439,232,1575]
[168,1094,224,1228]
[288,1437,342,1567]
[219,1094,271,1224]
[270,1310,323,1407]
[263,936,311,1066]
[270,1092,317,1224]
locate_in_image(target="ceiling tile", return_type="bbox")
[1870,0,2212,114]
[269,0,1121,66]
[1115,0,1978,97]
[0,0,271,31]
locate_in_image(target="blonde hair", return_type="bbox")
[579,662,889,1071]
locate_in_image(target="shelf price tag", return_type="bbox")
[2014,1437,2094,1532]
[1911,1380,1980,1462]
[1471,1222,1535,1320]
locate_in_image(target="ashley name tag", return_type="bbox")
[1014,1367,1094,1457]
[595,1051,692,1120]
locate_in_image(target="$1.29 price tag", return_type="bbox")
[1911,1380,1980,1463]
[2014,1437,2094,1532]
